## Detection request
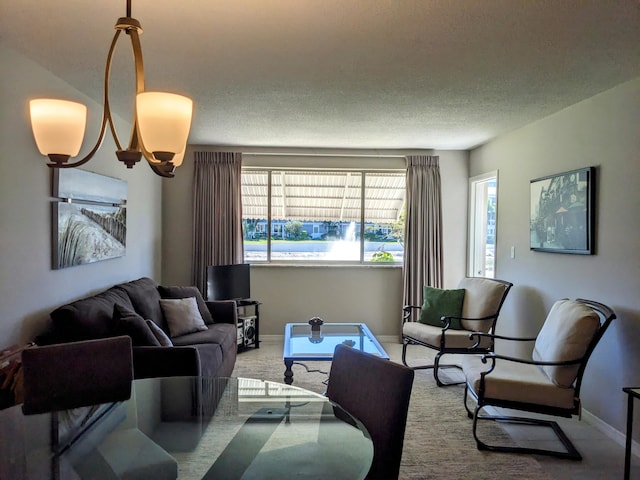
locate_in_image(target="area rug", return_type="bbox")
[231,341,553,480]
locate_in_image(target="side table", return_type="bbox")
[623,387,639,480]
[237,299,260,349]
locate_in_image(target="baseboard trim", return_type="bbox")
[582,408,640,459]
[259,335,283,344]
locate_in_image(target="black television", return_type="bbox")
[207,263,251,301]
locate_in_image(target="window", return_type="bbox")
[242,169,405,264]
[468,171,498,278]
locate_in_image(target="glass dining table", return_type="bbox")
[0,376,373,479]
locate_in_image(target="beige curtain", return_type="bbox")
[192,152,244,295]
[402,155,443,311]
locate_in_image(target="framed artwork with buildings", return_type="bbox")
[530,167,595,255]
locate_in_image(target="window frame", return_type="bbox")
[241,167,406,265]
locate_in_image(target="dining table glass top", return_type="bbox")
[0,376,373,480]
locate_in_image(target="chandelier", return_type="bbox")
[28,0,193,178]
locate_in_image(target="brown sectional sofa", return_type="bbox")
[36,277,238,379]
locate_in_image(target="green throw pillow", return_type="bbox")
[419,286,465,330]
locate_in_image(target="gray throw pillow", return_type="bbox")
[419,286,466,330]
[146,320,173,346]
[159,297,209,338]
[113,304,161,346]
[158,285,214,324]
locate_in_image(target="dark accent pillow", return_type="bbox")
[419,286,466,330]
[158,285,214,324]
[113,304,160,346]
[146,320,173,346]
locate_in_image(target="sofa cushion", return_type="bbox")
[50,287,134,341]
[113,304,160,347]
[170,323,237,356]
[160,297,209,338]
[115,277,165,329]
[146,320,173,346]
[158,285,214,325]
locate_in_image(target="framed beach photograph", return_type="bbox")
[530,167,595,254]
[52,201,127,269]
[51,169,127,269]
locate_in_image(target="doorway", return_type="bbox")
[468,172,498,278]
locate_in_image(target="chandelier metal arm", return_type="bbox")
[46,26,127,169]
[35,0,189,178]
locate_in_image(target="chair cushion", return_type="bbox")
[160,297,209,338]
[458,277,509,331]
[462,355,576,409]
[113,304,160,347]
[403,321,492,349]
[532,299,600,387]
[418,286,465,329]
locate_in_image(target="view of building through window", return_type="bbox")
[241,169,405,263]
[468,172,497,278]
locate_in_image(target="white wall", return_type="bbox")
[0,43,163,346]
[162,147,468,338]
[470,78,640,439]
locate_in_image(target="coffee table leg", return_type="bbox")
[284,359,294,385]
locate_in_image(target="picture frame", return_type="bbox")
[52,201,126,269]
[52,169,127,205]
[530,167,595,255]
[51,169,127,269]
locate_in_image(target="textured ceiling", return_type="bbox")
[2,0,639,150]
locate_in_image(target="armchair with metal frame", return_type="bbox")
[402,277,513,386]
[462,298,616,460]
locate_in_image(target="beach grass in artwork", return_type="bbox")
[53,202,126,269]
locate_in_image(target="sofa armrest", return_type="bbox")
[132,346,201,379]
[205,300,238,326]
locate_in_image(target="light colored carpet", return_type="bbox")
[231,341,553,480]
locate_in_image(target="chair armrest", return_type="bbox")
[205,300,238,326]
[467,331,537,348]
[132,346,201,379]
[402,305,421,323]
[481,352,584,368]
[449,313,497,323]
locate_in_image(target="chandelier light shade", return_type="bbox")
[136,92,193,163]
[28,0,192,178]
[29,100,87,161]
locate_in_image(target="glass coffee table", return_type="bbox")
[283,322,389,385]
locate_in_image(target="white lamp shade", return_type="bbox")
[136,92,193,159]
[171,147,186,167]
[29,99,87,157]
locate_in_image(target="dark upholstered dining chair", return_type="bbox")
[326,344,415,480]
[402,277,512,386]
[21,336,134,415]
[462,298,616,460]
